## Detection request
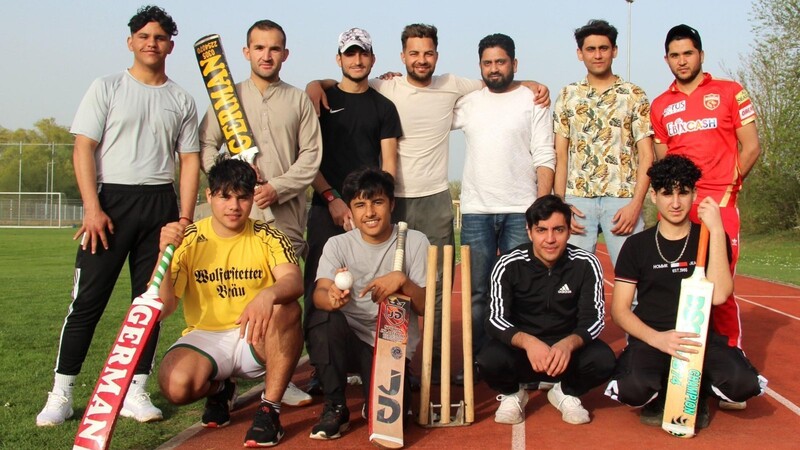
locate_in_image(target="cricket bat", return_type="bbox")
[73,245,175,450]
[369,222,410,449]
[662,224,713,438]
[194,34,274,223]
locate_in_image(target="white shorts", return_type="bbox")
[167,328,265,381]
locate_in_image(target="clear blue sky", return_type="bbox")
[0,0,757,179]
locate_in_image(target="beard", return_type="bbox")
[406,64,434,84]
[342,69,369,83]
[673,65,702,83]
[484,72,513,92]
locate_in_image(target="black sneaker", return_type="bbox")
[306,374,323,396]
[202,378,237,428]
[696,397,711,430]
[309,402,350,440]
[244,402,284,447]
[453,363,482,386]
[639,399,664,427]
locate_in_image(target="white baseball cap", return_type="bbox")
[338,27,373,53]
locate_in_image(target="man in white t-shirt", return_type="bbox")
[452,33,554,379]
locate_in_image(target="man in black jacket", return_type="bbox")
[476,195,615,425]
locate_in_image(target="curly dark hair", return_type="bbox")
[648,155,702,193]
[207,155,256,197]
[128,5,177,36]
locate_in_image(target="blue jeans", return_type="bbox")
[565,196,644,266]
[461,213,529,355]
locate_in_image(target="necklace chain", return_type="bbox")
[655,222,691,264]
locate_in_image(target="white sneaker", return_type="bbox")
[36,391,74,426]
[347,374,363,386]
[719,400,747,410]
[281,381,312,407]
[547,382,590,424]
[121,390,163,423]
[494,386,529,424]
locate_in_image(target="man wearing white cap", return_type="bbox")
[303,27,402,394]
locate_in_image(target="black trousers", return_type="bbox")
[56,184,177,375]
[306,309,411,414]
[476,337,616,396]
[608,332,764,407]
[303,204,345,328]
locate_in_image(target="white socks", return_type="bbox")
[53,374,76,397]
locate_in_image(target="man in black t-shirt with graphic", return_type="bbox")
[604,155,765,430]
[303,27,402,389]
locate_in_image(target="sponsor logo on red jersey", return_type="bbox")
[739,104,755,121]
[735,90,750,105]
[663,100,686,117]
[666,118,718,137]
[703,93,720,110]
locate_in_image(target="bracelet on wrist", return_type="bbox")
[321,188,341,203]
[179,216,192,224]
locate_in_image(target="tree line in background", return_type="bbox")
[1,0,797,232]
[0,118,202,203]
[0,118,79,198]
[735,0,800,232]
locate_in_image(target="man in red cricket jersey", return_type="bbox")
[651,24,761,410]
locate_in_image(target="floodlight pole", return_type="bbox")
[626,0,634,80]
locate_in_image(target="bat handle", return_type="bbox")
[150,244,176,291]
[696,223,709,270]
[392,222,408,272]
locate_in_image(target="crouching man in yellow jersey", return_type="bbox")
[157,156,304,447]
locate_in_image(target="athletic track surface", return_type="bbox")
[158,245,800,449]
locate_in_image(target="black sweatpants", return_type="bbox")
[476,337,616,396]
[55,183,178,376]
[302,204,345,327]
[607,332,764,407]
[306,309,411,414]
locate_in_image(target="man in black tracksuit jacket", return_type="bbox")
[476,195,615,425]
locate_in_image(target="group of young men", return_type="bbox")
[35,4,767,447]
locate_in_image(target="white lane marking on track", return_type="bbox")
[736,296,800,322]
[766,387,800,416]
[511,419,525,450]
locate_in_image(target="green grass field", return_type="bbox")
[737,229,800,286]
[0,228,215,449]
[0,226,796,449]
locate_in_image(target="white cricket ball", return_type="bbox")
[334,271,353,290]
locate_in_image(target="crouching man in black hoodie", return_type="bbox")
[477,195,615,426]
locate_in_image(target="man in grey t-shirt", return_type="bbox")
[306,168,427,440]
[36,5,200,427]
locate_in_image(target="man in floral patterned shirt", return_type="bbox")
[553,19,654,265]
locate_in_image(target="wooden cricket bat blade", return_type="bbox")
[73,245,174,450]
[662,225,713,438]
[73,293,164,450]
[369,294,410,449]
